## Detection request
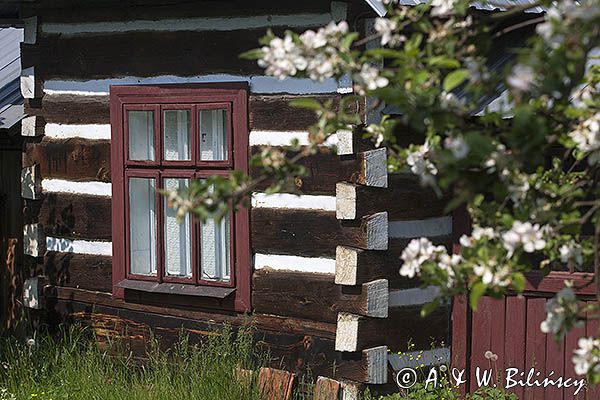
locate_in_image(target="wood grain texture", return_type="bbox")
[23,30,270,79]
[24,193,111,240]
[23,136,111,182]
[25,252,112,292]
[25,94,360,129]
[336,176,449,221]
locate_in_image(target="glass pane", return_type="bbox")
[164,178,192,278]
[201,213,231,282]
[164,110,192,161]
[128,111,155,161]
[129,177,157,275]
[199,109,228,161]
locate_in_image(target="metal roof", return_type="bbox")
[364,0,546,16]
[0,27,23,131]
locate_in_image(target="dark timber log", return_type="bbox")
[334,306,451,353]
[334,346,388,384]
[336,236,453,287]
[47,296,340,379]
[25,94,360,130]
[251,209,388,257]
[24,30,276,79]
[336,176,449,220]
[252,270,389,323]
[25,252,112,292]
[23,0,332,23]
[23,136,111,182]
[24,193,112,240]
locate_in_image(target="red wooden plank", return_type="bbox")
[451,295,470,396]
[524,271,596,297]
[565,312,587,400]
[545,325,565,400]
[586,301,600,400]
[504,296,527,400]
[470,297,493,393]
[524,298,547,400]
[489,298,506,368]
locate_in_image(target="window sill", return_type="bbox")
[116,279,236,299]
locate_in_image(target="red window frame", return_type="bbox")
[110,83,250,312]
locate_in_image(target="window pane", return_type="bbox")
[129,177,157,275]
[128,111,155,161]
[164,110,192,161]
[164,178,192,278]
[199,109,228,161]
[201,213,231,282]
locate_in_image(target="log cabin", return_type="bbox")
[4,1,585,398]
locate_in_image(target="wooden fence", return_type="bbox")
[452,271,599,400]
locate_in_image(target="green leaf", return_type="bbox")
[428,56,460,69]
[443,69,469,92]
[470,282,487,311]
[239,49,264,60]
[511,272,526,293]
[420,298,441,317]
[289,98,322,110]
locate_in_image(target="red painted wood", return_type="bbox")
[504,296,527,400]
[110,83,251,312]
[565,315,587,400]
[470,297,493,393]
[545,323,565,400]
[524,298,547,400]
[524,272,596,297]
[451,295,470,396]
[586,301,600,400]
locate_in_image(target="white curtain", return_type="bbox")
[164,178,192,277]
[163,110,191,160]
[128,111,155,161]
[200,109,228,161]
[129,177,157,275]
[201,213,231,282]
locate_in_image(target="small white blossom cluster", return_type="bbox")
[439,91,466,111]
[507,173,531,206]
[501,221,548,257]
[400,238,451,278]
[167,190,194,219]
[406,141,438,186]
[536,0,600,49]
[507,64,536,95]
[430,0,458,17]
[459,226,496,248]
[540,287,580,336]
[482,143,508,174]
[354,64,389,95]
[258,21,350,81]
[444,135,470,159]
[569,113,600,165]
[473,261,512,287]
[559,242,584,266]
[374,17,406,47]
[573,337,600,376]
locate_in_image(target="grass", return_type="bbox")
[0,325,272,400]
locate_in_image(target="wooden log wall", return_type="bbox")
[18,0,451,390]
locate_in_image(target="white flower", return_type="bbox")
[354,64,389,94]
[540,287,579,336]
[438,253,461,288]
[366,124,385,148]
[444,135,469,159]
[299,30,327,49]
[473,262,512,287]
[406,141,438,186]
[459,226,496,248]
[400,238,445,278]
[258,33,307,80]
[430,0,457,17]
[439,91,465,110]
[507,64,535,94]
[573,337,600,375]
[501,221,547,257]
[374,18,405,46]
[508,175,530,206]
[559,242,584,266]
[569,113,600,165]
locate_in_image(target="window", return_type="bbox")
[110,84,250,312]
